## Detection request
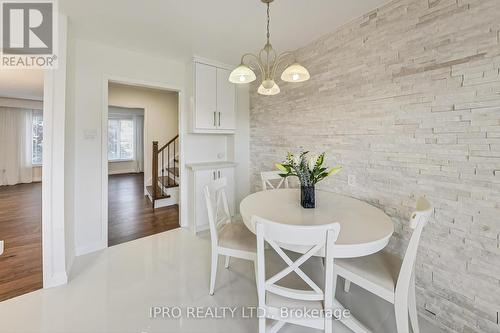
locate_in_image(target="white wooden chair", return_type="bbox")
[204,178,256,295]
[335,197,433,333]
[261,171,289,191]
[253,215,341,333]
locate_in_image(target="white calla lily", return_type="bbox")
[293,154,301,166]
[276,151,342,189]
[308,155,318,172]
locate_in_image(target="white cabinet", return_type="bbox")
[194,63,217,130]
[189,163,236,233]
[216,68,236,130]
[193,61,236,133]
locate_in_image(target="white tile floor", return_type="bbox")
[0,228,446,333]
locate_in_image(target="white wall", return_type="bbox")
[67,39,186,255]
[227,85,250,212]
[0,97,43,109]
[249,1,500,331]
[64,26,76,275]
[108,83,178,183]
[42,14,68,288]
[66,37,250,257]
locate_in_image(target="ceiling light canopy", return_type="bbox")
[229,0,310,96]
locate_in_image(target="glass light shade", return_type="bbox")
[258,80,280,96]
[229,64,256,84]
[281,63,310,83]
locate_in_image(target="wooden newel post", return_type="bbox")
[152,141,159,204]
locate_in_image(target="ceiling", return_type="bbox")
[60,0,387,65]
[0,69,44,100]
[0,1,387,101]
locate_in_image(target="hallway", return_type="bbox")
[108,173,179,246]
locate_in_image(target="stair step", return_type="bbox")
[161,167,179,176]
[146,185,171,199]
[158,176,179,188]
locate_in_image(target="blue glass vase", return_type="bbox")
[300,185,315,209]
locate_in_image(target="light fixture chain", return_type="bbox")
[266,2,270,44]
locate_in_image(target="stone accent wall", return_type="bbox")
[249,0,500,332]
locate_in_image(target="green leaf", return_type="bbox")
[316,153,324,167]
[327,167,342,176]
[275,163,288,172]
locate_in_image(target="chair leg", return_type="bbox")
[332,272,338,300]
[209,250,218,296]
[395,298,410,333]
[344,279,351,293]
[409,278,420,333]
[325,317,333,333]
[259,317,266,333]
[225,256,230,269]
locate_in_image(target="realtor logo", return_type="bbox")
[1,0,57,68]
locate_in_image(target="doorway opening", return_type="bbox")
[0,69,44,300]
[106,82,180,246]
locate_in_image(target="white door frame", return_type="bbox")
[101,76,186,248]
[42,14,68,288]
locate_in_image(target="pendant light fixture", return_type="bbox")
[228,0,310,96]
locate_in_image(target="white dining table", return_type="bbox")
[239,188,394,333]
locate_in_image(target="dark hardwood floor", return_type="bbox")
[0,182,43,302]
[108,173,179,247]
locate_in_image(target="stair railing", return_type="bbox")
[151,134,179,209]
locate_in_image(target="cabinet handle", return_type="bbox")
[218,112,221,126]
[213,171,216,180]
[213,112,216,127]
[218,170,221,178]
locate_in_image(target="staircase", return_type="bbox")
[146,135,179,210]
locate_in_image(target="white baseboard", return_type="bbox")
[75,240,106,256]
[108,170,142,175]
[43,271,68,288]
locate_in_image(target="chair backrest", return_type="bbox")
[253,215,340,310]
[396,197,433,299]
[261,171,289,191]
[203,178,231,247]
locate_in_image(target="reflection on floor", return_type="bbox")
[0,228,447,333]
[108,173,179,246]
[0,182,42,302]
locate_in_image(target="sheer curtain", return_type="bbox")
[0,107,34,185]
[134,115,144,173]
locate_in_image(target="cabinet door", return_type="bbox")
[216,68,236,130]
[194,169,218,231]
[195,63,217,130]
[219,168,235,216]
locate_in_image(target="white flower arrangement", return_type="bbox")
[276,151,342,187]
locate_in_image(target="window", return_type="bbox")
[108,118,134,161]
[32,110,43,165]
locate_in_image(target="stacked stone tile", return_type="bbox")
[249,0,500,332]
